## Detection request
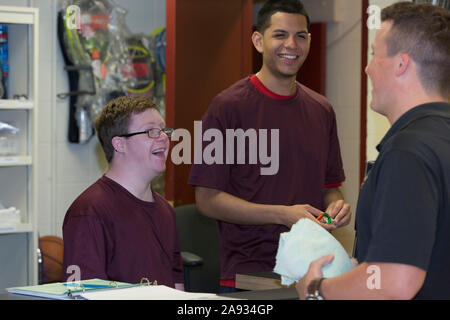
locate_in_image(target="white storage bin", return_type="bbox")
[0,121,20,155]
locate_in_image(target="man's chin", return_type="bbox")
[280,72,298,78]
[151,161,166,175]
[369,100,379,113]
[277,66,303,79]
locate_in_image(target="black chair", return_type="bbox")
[174,204,220,293]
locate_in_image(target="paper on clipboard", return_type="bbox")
[80,285,222,300]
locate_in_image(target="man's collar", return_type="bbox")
[376,102,450,152]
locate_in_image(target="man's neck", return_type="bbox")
[105,165,155,202]
[387,90,447,125]
[255,69,297,96]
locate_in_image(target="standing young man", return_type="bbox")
[189,0,351,292]
[63,96,184,290]
[296,2,450,300]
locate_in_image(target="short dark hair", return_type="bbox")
[95,96,159,163]
[256,0,310,34]
[381,2,450,98]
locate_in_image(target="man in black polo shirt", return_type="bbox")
[296,2,450,299]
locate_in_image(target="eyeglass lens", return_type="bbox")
[147,128,173,138]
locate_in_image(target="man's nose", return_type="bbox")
[284,35,297,49]
[161,132,170,141]
[157,130,170,142]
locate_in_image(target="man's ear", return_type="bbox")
[396,53,410,76]
[252,31,264,54]
[111,136,125,153]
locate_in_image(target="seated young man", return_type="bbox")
[62,96,184,290]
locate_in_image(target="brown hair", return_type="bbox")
[381,2,450,98]
[95,96,159,162]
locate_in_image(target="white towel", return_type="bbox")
[273,218,354,286]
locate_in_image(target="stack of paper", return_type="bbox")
[81,285,222,300]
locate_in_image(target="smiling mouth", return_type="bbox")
[278,53,299,61]
[151,148,166,156]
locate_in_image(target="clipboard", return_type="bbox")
[8,278,227,300]
[7,278,134,300]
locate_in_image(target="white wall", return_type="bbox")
[366,0,405,161]
[324,0,362,254]
[0,0,166,237]
[328,0,408,253]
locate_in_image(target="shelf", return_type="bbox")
[0,6,35,24]
[0,99,34,110]
[0,223,33,234]
[0,4,39,291]
[0,156,32,166]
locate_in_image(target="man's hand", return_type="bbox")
[296,254,334,300]
[283,204,342,231]
[282,204,324,228]
[326,199,351,227]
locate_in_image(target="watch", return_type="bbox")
[306,278,325,300]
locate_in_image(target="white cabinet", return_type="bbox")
[0,6,38,292]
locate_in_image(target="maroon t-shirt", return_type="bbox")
[188,76,345,282]
[62,176,184,287]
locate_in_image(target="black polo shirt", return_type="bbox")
[354,102,450,299]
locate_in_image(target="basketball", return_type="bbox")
[39,236,64,283]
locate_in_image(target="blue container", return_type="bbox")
[0,25,8,98]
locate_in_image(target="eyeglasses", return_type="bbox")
[119,128,174,139]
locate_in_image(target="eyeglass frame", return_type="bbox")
[118,127,174,139]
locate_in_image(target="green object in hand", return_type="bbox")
[322,213,332,224]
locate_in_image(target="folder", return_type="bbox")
[8,278,238,300]
[7,278,133,300]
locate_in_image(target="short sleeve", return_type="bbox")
[365,150,438,270]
